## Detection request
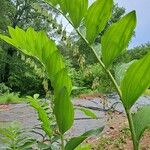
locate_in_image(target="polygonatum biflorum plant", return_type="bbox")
[0,27,103,150]
[0,0,150,149]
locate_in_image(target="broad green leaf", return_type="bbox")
[52,68,72,96]
[65,127,104,150]
[0,26,74,134]
[76,107,97,119]
[45,0,88,27]
[132,106,150,144]
[102,11,136,67]
[58,0,68,14]
[59,0,88,27]
[54,87,74,134]
[68,0,88,28]
[75,144,91,150]
[45,0,58,6]
[85,0,113,43]
[115,61,135,85]
[121,52,150,109]
[27,96,52,137]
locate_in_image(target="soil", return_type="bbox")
[91,112,150,150]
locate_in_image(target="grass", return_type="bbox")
[0,93,23,104]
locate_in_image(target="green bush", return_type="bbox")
[0,83,11,94]
[0,92,22,104]
[71,63,114,95]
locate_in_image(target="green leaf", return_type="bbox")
[37,142,52,150]
[59,0,88,27]
[115,61,135,85]
[0,128,13,140]
[45,0,58,6]
[76,107,97,119]
[18,139,36,149]
[102,11,136,67]
[0,26,74,134]
[132,106,150,144]
[85,0,113,43]
[121,52,150,109]
[27,97,52,137]
[52,68,72,96]
[75,144,91,150]
[65,127,104,150]
[33,94,40,99]
[54,87,74,134]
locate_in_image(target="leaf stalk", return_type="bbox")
[45,2,138,149]
[126,109,139,150]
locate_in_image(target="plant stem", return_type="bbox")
[60,134,65,150]
[46,3,138,149]
[46,2,122,98]
[126,109,139,150]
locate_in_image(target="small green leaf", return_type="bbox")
[33,94,40,99]
[65,127,104,150]
[27,97,52,137]
[102,11,136,67]
[18,139,36,149]
[76,107,97,119]
[85,0,113,43]
[121,52,150,109]
[132,106,150,144]
[54,87,74,134]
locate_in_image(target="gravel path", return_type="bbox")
[0,94,150,143]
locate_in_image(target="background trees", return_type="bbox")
[0,0,149,96]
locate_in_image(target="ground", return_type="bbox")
[0,94,150,149]
[91,112,150,150]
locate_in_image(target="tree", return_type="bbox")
[0,0,63,95]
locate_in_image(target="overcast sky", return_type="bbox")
[114,0,150,48]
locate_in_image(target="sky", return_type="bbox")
[114,0,150,48]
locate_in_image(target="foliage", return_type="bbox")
[65,127,103,150]
[0,0,150,150]
[41,0,149,150]
[0,122,36,150]
[27,95,53,138]
[71,63,114,95]
[0,27,103,149]
[0,92,22,104]
[102,11,136,67]
[0,83,11,94]
[115,42,150,64]
[85,0,113,43]
[121,53,150,109]
[6,55,45,96]
[0,1,128,96]
[0,0,64,96]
